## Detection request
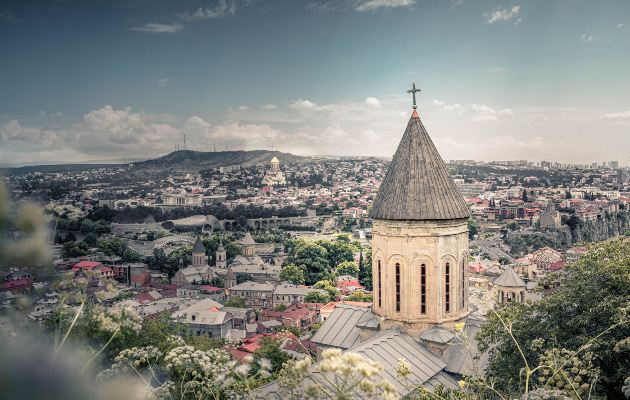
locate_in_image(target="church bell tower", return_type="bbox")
[368,84,471,336]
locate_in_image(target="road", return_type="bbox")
[470,233,516,263]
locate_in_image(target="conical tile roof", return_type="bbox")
[242,232,256,245]
[369,110,470,221]
[217,238,225,252]
[495,266,526,288]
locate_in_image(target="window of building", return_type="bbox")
[395,263,401,312]
[378,260,381,307]
[421,264,426,314]
[461,259,465,309]
[445,263,450,313]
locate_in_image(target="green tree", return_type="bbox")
[311,321,323,336]
[468,219,479,240]
[360,248,373,290]
[304,291,330,304]
[272,303,287,311]
[498,256,510,265]
[209,276,224,288]
[278,264,305,285]
[251,336,290,375]
[344,290,373,303]
[236,273,255,284]
[282,241,332,285]
[336,260,359,278]
[82,233,98,248]
[277,325,303,338]
[316,239,355,269]
[314,280,339,302]
[224,296,246,308]
[477,239,630,399]
[522,189,528,203]
[505,221,519,231]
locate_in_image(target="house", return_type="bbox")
[176,285,227,303]
[222,307,257,329]
[259,305,319,330]
[171,309,234,338]
[228,281,276,309]
[272,282,327,306]
[0,279,34,294]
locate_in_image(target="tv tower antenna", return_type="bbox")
[183,134,186,151]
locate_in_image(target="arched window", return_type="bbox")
[378,260,382,308]
[461,258,466,309]
[445,263,450,313]
[395,263,401,312]
[421,264,426,314]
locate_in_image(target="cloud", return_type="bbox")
[452,0,465,6]
[483,6,520,24]
[37,111,46,117]
[156,79,171,87]
[178,0,236,20]
[0,120,62,147]
[581,34,593,42]
[355,0,415,12]
[128,23,183,34]
[618,24,623,28]
[288,99,339,111]
[260,104,277,109]
[471,115,497,122]
[443,103,461,111]
[210,122,284,141]
[513,18,521,26]
[602,110,630,118]
[491,68,508,72]
[0,11,19,23]
[471,104,496,114]
[238,106,249,111]
[432,99,446,106]
[366,97,381,107]
[499,109,514,115]
[306,2,335,11]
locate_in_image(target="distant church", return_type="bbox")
[261,157,286,186]
[171,236,213,286]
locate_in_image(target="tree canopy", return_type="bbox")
[477,239,630,399]
[336,260,359,278]
[278,264,305,285]
[282,241,332,285]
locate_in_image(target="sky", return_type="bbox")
[1,0,629,166]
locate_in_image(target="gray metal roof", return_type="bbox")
[444,314,490,376]
[310,304,372,349]
[369,111,471,221]
[242,232,256,245]
[419,326,455,344]
[251,326,460,399]
[494,266,526,287]
[192,236,205,254]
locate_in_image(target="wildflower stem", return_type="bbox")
[78,325,121,377]
[52,301,84,367]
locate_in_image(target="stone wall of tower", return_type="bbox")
[371,218,469,336]
[192,251,205,267]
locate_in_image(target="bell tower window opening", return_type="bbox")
[421,264,426,314]
[395,263,401,312]
[445,263,450,313]
[378,260,381,308]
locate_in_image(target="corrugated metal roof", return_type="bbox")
[444,313,490,376]
[310,304,372,349]
[369,111,471,221]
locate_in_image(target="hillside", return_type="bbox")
[4,150,313,176]
[134,150,313,172]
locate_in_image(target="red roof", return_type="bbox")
[134,293,155,303]
[0,279,34,290]
[74,261,102,269]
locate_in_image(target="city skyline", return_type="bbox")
[1,0,630,165]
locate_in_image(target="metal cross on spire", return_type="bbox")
[407,83,421,109]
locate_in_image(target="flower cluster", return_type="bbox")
[92,304,143,334]
[277,349,398,400]
[535,348,598,397]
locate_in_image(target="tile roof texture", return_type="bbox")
[369,111,471,221]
